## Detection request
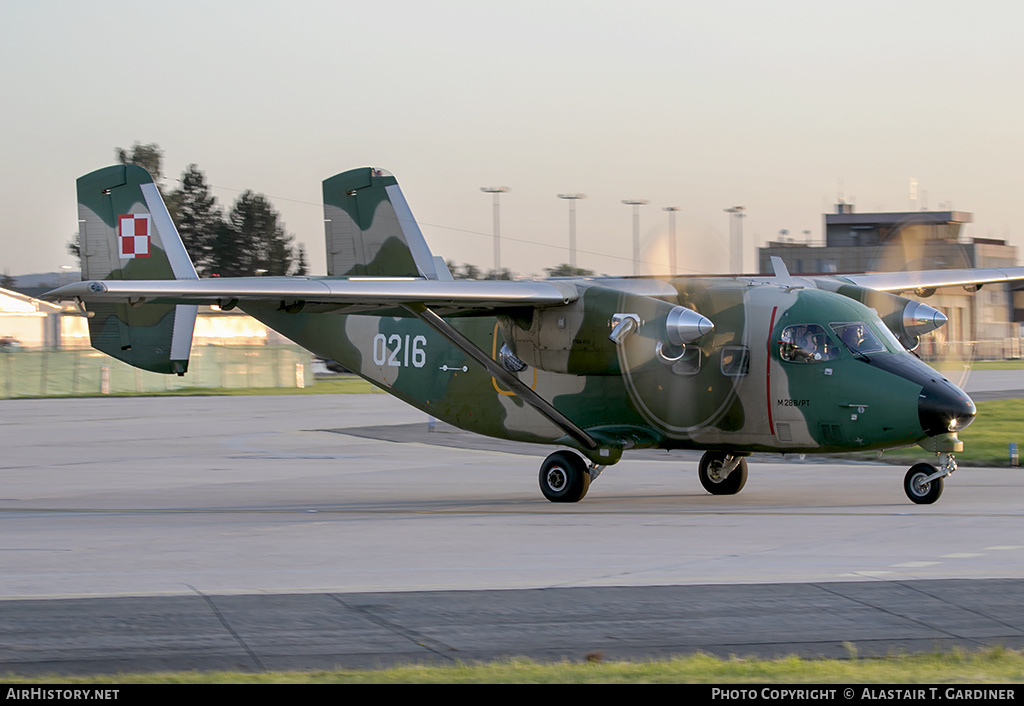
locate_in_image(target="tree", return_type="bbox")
[293,244,309,276]
[544,264,595,278]
[165,164,222,276]
[212,191,295,277]
[70,142,166,263]
[116,142,164,184]
[67,143,305,276]
[446,261,482,280]
[67,232,80,261]
[484,268,514,281]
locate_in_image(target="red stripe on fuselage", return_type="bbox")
[766,305,777,436]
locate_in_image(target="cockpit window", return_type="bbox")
[779,324,840,363]
[830,322,886,355]
[874,321,906,352]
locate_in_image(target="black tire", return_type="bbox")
[904,463,944,504]
[539,451,591,503]
[698,451,748,495]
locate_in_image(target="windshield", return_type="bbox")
[830,322,886,355]
[874,320,907,352]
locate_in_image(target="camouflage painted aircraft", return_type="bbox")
[46,165,1024,504]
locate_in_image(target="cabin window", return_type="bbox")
[721,346,749,376]
[830,322,886,355]
[779,324,840,363]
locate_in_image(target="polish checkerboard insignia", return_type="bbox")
[118,214,151,259]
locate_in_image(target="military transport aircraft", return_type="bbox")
[45,165,1024,504]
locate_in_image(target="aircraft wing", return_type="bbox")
[42,278,579,314]
[838,266,1024,293]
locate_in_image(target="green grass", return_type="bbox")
[4,647,1023,683]
[928,359,1024,371]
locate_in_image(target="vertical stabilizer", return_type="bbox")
[322,167,441,278]
[76,165,198,374]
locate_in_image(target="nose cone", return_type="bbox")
[903,301,948,337]
[918,379,976,436]
[666,306,714,346]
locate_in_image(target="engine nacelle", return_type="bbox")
[497,285,713,376]
[826,284,946,350]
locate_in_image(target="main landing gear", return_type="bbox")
[903,453,956,504]
[539,450,604,503]
[538,449,753,502]
[698,451,749,495]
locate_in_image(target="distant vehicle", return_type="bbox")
[0,336,21,351]
[311,358,350,375]
[323,359,349,374]
[47,164,1024,504]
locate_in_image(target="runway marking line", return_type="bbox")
[940,553,985,559]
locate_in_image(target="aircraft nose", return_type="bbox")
[918,379,976,436]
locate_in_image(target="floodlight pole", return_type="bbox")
[622,199,649,275]
[557,193,586,271]
[481,186,510,274]
[663,206,680,276]
[724,206,746,273]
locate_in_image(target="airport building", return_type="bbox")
[759,204,1019,360]
[0,288,63,350]
[0,288,283,350]
[0,288,311,397]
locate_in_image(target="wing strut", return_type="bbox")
[402,303,599,451]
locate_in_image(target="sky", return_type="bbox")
[1,1,1022,279]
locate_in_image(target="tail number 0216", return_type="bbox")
[373,333,427,368]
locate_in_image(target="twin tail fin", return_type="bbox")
[76,164,197,374]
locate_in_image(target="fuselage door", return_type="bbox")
[769,319,843,447]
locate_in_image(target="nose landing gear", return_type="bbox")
[904,452,957,504]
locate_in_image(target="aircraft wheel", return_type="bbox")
[539,451,591,503]
[904,463,943,504]
[698,451,748,495]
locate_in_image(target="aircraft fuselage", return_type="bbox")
[244,277,975,458]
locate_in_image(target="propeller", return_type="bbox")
[869,215,976,389]
[605,279,761,439]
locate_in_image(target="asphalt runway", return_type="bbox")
[1,392,1023,675]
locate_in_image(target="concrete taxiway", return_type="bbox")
[1,393,1022,675]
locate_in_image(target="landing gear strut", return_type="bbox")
[698,451,748,495]
[903,453,956,504]
[539,451,596,503]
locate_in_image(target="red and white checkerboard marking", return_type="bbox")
[118,214,151,259]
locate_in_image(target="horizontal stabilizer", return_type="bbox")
[45,277,579,315]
